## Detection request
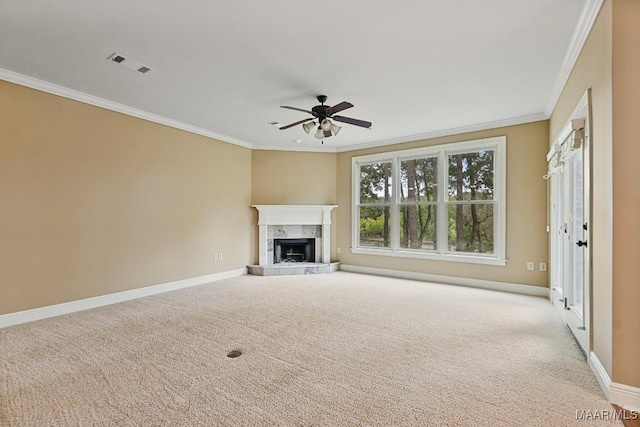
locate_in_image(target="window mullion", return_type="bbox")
[437,151,448,255]
[353,162,360,249]
[390,156,400,250]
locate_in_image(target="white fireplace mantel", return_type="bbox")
[252,205,337,265]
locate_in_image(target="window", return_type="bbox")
[352,136,506,265]
[400,157,438,250]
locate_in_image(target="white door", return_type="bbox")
[548,92,591,355]
[564,139,590,354]
[550,170,566,320]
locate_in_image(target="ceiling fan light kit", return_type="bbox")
[302,121,316,134]
[320,119,332,131]
[279,95,372,143]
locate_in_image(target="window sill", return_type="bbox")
[350,247,507,266]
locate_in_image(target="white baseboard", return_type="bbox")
[339,264,549,297]
[610,382,640,413]
[584,346,640,413]
[0,268,246,329]
[589,351,612,399]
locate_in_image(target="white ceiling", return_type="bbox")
[0,0,592,152]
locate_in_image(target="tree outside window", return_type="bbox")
[447,150,495,254]
[399,157,437,250]
[352,136,505,264]
[358,162,391,248]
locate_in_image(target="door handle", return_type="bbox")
[576,240,588,247]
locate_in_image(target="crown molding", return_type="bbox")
[253,111,546,153]
[545,0,604,116]
[0,67,254,149]
[2,0,602,154]
[335,113,548,153]
[0,68,549,154]
[252,144,339,153]
[5,69,543,154]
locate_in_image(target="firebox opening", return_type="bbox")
[274,238,315,263]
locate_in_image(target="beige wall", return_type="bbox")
[250,150,338,263]
[0,81,253,315]
[336,121,550,288]
[251,150,337,205]
[549,1,613,377]
[612,0,640,388]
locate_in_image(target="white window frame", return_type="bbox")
[351,136,507,266]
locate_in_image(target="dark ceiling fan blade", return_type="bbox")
[324,130,332,138]
[279,118,313,130]
[326,101,353,115]
[280,106,314,115]
[333,115,372,129]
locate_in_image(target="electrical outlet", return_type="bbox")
[214,253,219,261]
[337,247,341,254]
[539,262,547,272]
[527,262,535,271]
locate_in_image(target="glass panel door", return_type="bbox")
[565,139,589,354]
[571,148,584,318]
[550,171,566,320]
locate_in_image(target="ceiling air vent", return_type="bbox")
[107,53,152,74]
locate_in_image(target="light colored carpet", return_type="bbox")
[0,272,618,426]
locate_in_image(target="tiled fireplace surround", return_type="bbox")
[248,205,340,276]
[269,225,321,264]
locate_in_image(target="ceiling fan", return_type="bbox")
[279,95,372,141]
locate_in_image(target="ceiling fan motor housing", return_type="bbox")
[312,105,330,120]
[311,95,330,120]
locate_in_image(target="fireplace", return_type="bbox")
[250,205,339,275]
[274,238,315,263]
[252,205,337,266]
